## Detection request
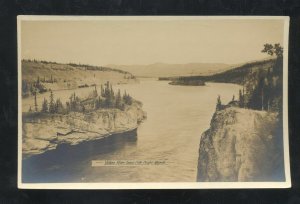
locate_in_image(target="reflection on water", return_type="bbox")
[23,130,137,183]
[22,79,241,183]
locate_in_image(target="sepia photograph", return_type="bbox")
[18,16,290,189]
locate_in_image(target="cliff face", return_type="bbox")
[197,107,284,182]
[22,101,146,157]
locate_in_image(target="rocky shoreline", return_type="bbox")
[22,101,146,158]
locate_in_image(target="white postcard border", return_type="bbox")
[17,15,291,189]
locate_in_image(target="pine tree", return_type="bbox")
[216,95,222,111]
[123,90,127,101]
[261,86,264,111]
[66,101,70,112]
[95,97,101,109]
[49,90,55,113]
[122,91,132,105]
[115,89,122,108]
[105,81,110,97]
[94,85,98,97]
[69,95,73,111]
[110,84,115,107]
[104,81,114,108]
[99,97,104,109]
[41,98,48,113]
[126,93,132,105]
[101,84,104,97]
[34,91,38,112]
[55,98,64,113]
[239,89,244,108]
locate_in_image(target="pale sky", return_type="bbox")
[21,18,285,65]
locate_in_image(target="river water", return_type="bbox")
[23,79,241,183]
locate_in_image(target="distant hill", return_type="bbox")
[165,58,283,112]
[198,59,276,84]
[21,60,137,97]
[106,62,234,77]
[161,59,275,83]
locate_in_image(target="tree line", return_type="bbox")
[22,75,58,97]
[29,81,133,114]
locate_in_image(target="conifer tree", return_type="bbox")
[34,91,38,112]
[115,89,122,108]
[41,98,48,113]
[49,90,55,113]
[55,98,64,113]
[101,84,104,97]
[239,89,244,108]
[69,95,73,111]
[216,95,222,111]
[261,86,264,111]
[66,101,70,112]
[105,81,110,97]
[95,97,101,109]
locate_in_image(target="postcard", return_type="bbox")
[18,16,290,189]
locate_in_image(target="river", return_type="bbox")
[22,79,241,183]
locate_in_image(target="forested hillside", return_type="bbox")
[167,43,284,112]
[197,44,285,182]
[21,60,137,97]
[206,56,283,112]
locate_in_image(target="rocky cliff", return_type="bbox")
[22,101,146,157]
[197,107,284,182]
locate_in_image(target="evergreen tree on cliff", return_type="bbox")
[261,43,283,112]
[49,90,55,113]
[115,89,122,108]
[101,84,104,97]
[239,89,244,108]
[216,95,222,111]
[34,91,38,112]
[55,98,64,113]
[104,81,114,108]
[93,85,98,97]
[123,91,132,105]
[41,98,48,113]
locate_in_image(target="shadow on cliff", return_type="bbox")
[22,129,137,183]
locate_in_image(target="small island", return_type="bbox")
[168,76,205,86]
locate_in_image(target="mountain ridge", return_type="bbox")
[106,62,234,77]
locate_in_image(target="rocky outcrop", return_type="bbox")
[197,107,284,182]
[22,101,146,157]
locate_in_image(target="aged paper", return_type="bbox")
[18,16,290,189]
